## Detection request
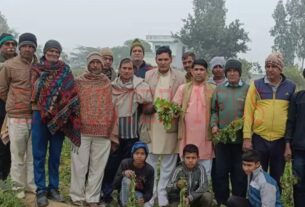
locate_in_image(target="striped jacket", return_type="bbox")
[166,162,208,202]
[248,166,282,207]
[243,76,295,141]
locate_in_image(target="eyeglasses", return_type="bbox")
[4,41,16,46]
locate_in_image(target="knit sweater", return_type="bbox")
[210,81,249,144]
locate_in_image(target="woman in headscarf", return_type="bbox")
[31,40,81,207]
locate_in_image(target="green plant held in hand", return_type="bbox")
[127,173,138,207]
[280,161,298,207]
[178,177,189,207]
[212,118,243,144]
[154,97,183,130]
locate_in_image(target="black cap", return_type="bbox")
[18,33,37,49]
[43,40,62,54]
[225,59,242,76]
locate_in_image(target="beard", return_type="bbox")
[3,49,16,59]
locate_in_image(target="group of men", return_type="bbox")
[0,31,304,207]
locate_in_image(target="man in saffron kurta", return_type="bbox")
[173,59,215,177]
[144,46,184,207]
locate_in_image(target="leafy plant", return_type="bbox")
[178,177,189,207]
[154,98,183,130]
[127,174,138,207]
[212,118,243,144]
[280,161,298,207]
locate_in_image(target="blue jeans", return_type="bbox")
[120,177,143,206]
[293,150,305,207]
[32,111,64,193]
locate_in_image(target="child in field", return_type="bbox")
[227,150,283,207]
[166,144,213,207]
[113,141,154,207]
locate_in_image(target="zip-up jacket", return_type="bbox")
[243,76,295,141]
[166,162,208,202]
[285,90,305,150]
[248,166,282,207]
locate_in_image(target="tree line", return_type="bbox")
[1,0,305,89]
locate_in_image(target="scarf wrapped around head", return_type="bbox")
[31,58,81,147]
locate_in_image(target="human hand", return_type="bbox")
[212,126,219,135]
[284,143,292,161]
[124,170,135,178]
[137,198,145,206]
[176,179,187,189]
[242,138,252,151]
[184,197,190,205]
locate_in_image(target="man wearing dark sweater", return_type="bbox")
[210,59,249,206]
[284,68,305,207]
[113,141,154,207]
[0,33,17,181]
[130,39,152,79]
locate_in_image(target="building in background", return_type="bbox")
[145,35,185,70]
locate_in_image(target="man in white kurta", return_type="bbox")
[144,46,184,206]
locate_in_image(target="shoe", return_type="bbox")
[47,189,64,202]
[16,190,26,199]
[36,192,49,207]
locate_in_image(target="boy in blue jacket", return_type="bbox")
[227,150,282,207]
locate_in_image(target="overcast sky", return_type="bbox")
[1,0,278,63]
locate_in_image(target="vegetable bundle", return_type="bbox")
[127,174,138,207]
[212,118,243,144]
[281,161,297,207]
[154,98,183,130]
